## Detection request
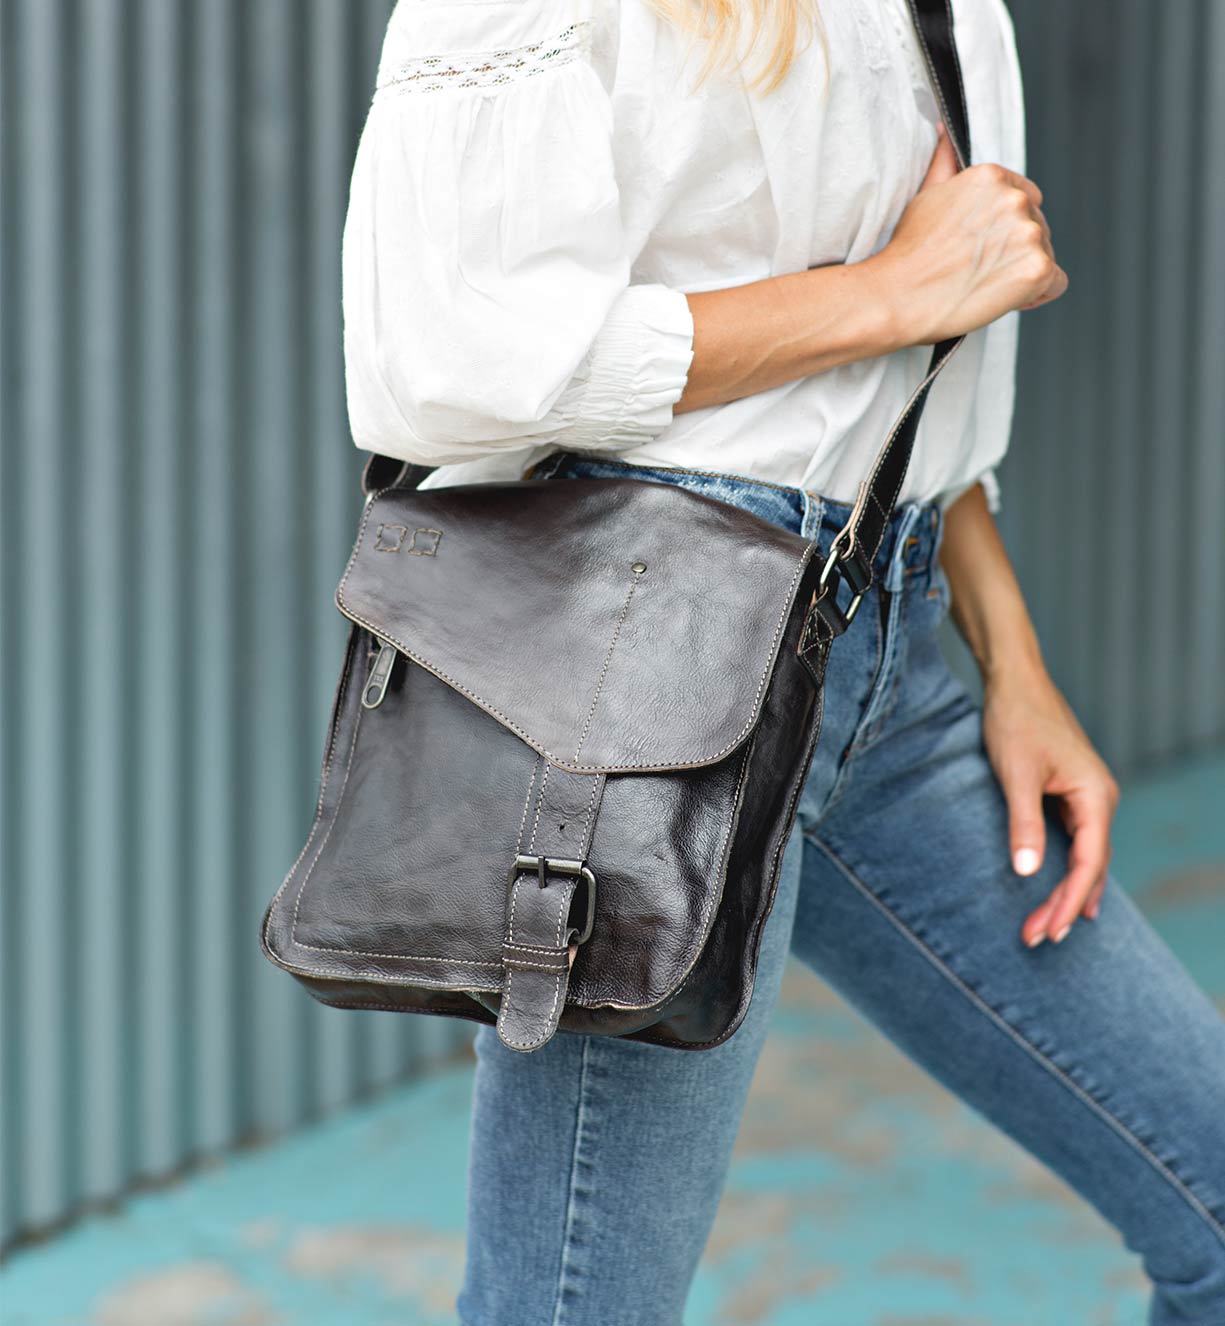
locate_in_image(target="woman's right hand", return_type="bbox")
[864,125,1068,348]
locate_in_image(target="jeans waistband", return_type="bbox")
[532,450,944,591]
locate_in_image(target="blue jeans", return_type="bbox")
[458,452,1225,1326]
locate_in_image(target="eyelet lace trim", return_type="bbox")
[375,20,592,98]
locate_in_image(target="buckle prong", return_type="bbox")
[506,854,597,945]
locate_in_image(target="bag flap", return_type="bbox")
[336,477,817,774]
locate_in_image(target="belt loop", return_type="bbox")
[930,501,945,560]
[800,490,824,543]
[883,503,924,593]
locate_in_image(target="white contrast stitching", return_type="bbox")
[306,973,501,991]
[528,763,552,853]
[573,572,640,764]
[516,759,542,853]
[905,0,968,168]
[313,996,499,1012]
[942,0,971,150]
[578,773,602,851]
[295,944,501,966]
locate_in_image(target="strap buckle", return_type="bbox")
[801,532,865,651]
[506,855,597,945]
[817,537,866,629]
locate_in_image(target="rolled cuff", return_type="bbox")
[979,467,1001,512]
[550,283,695,452]
[938,466,1002,515]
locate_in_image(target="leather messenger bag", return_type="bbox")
[259,0,972,1053]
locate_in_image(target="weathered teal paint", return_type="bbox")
[3,759,1220,1324]
[0,0,477,1252]
[2,0,1223,1253]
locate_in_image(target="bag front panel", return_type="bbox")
[262,628,755,1014]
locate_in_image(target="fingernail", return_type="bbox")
[1025,931,1045,948]
[1052,923,1071,943]
[1013,848,1041,876]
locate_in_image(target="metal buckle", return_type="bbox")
[808,542,864,641]
[819,531,865,621]
[505,855,597,946]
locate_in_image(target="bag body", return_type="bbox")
[260,475,828,1050]
[258,0,972,1052]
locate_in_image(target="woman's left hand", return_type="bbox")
[982,663,1121,947]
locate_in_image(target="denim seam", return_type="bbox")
[856,593,905,747]
[805,833,1225,1252]
[551,1036,595,1326]
[821,591,894,813]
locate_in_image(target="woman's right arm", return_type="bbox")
[344,3,1062,464]
[675,126,1067,414]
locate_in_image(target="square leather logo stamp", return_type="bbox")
[407,527,442,556]
[374,523,409,552]
[374,523,442,556]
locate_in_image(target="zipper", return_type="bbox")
[361,638,397,710]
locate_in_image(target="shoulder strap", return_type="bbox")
[806,0,972,644]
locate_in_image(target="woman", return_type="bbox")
[341,1,1225,1321]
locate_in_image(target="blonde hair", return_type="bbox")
[644,0,824,96]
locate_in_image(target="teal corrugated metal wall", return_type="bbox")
[1,0,471,1251]
[2,0,1222,1248]
[1000,0,1225,769]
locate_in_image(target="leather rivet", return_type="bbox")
[631,561,647,574]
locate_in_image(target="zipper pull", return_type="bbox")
[361,639,397,710]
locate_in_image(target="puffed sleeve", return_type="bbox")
[341,0,696,467]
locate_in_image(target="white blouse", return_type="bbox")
[342,0,1026,510]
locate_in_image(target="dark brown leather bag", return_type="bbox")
[259,0,972,1053]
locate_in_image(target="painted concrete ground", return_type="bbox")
[6,755,1223,1326]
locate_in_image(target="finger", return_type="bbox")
[1022,887,1060,949]
[920,126,959,190]
[1044,794,1112,941]
[1083,873,1107,920]
[1000,758,1047,881]
[1000,757,1052,947]
[1027,202,1052,248]
[1000,167,1044,210]
[1019,263,1068,311]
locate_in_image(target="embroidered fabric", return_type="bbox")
[375,19,592,98]
[883,0,939,99]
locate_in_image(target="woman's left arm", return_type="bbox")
[939,482,1120,947]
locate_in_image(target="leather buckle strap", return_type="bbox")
[505,854,597,946]
[498,867,582,1053]
[495,760,606,1051]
